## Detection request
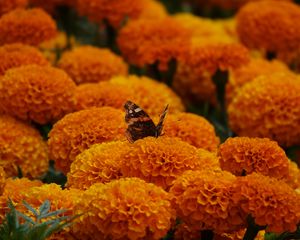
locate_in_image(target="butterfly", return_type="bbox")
[124,100,169,143]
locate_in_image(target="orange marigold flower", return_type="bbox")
[76,0,145,28]
[285,161,300,190]
[218,137,290,179]
[73,178,175,239]
[0,114,48,178]
[228,73,300,147]
[236,1,300,55]
[0,0,28,16]
[120,137,221,189]
[110,75,185,116]
[0,166,6,195]
[138,0,167,20]
[0,178,42,222]
[170,169,246,233]
[226,58,291,105]
[73,82,133,111]
[117,18,191,71]
[0,8,57,46]
[174,223,201,240]
[67,141,128,190]
[173,43,249,104]
[0,43,49,76]
[232,173,300,233]
[163,112,220,151]
[58,46,128,84]
[0,65,76,124]
[48,107,126,174]
[173,13,237,45]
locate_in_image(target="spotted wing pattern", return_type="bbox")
[124,101,168,143]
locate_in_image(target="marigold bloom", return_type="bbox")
[120,137,221,189]
[0,65,76,124]
[73,82,133,111]
[58,46,128,84]
[219,137,289,179]
[227,58,291,104]
[173,13,236,45]
[228,73,300,147]
[67,141,128,190]
[236,1,300,55]
[0,0,28,16]
[48,107,126,174]
[233,173,300,233]
[0,178,42,222]
[0,8,57,46]
[117,18,191,71]
[73,178,175,239]
[0,115,48,178]
[110,75,185,116]
[138,0,167,20]
[0,43,49,76]
[170,169,246,233]
[163,112,220,151]
[76,0,145,28]
[173,43,249,104]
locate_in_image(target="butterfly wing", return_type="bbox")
[155,104,169,137]
[124,101,157,142]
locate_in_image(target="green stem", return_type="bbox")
[243,216,266,240]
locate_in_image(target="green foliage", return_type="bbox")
[0,199,77,240]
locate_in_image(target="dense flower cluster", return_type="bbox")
[170,169,246,233]
[0,0,27,16]
[0,43,49,75]
[58,46,128,84]
[228,73,300,147]
[216,229,265,240]
[48,107,126,174]
[0,114,48,178]
[218,137,290,179]
[0,8,57,46]
[163,112,220,151]
[227,58,291,104]
[73,178,175,239]
[117,18,191,71]
[233,173,300,233]
[120,137,220,189]
[76,0,145,28]
[110,75,185,115]
[0,65,76,124]
[67,141,128,189]
[237,1,300,55]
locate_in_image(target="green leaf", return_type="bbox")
[38,200,51,217]
[22,201,39,218]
